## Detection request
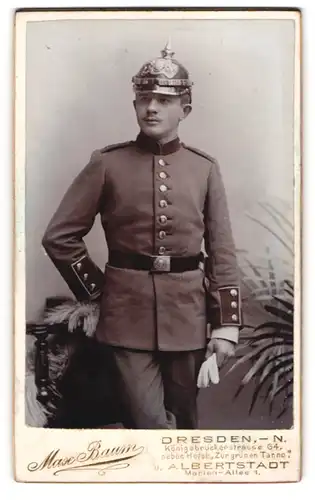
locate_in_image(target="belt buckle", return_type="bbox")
[152,255,171,273]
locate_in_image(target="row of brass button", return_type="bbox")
[75,261,96,291]
[229,289,239,321]
[157,158,168,251]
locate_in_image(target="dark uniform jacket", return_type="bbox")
[42,132,241,351]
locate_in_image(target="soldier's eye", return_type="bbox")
[159,97,170,104]
[137,95,150,103]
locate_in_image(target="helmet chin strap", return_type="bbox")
[134,87,190,97]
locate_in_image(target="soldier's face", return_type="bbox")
[133,92,191,142]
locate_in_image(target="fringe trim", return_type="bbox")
[25,373,48,427]
[43,301,100,338]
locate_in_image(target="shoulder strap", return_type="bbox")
[182,143,216,164]
[89,141,133,164]
[100,141,133,154]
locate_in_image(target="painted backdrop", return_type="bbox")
[25,18,295,429]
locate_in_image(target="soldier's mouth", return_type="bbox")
[144,118,161,124]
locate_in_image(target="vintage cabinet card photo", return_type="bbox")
[14,9,301,483]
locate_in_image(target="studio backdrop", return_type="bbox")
[24,17,295,429]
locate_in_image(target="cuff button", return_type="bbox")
[231,314,238,321]
[230,289,238,297]
[231,301,238,308]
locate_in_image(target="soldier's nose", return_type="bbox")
[147,99,159,112]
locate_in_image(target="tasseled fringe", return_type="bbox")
[43,301,100,338]
[25,373,48,427]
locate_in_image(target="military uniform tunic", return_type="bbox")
[42,132,241,354]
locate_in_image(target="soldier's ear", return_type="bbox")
[181,104,192,120]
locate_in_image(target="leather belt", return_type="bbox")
[108,251,203,273]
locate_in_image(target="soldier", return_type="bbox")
[42,42,242,429]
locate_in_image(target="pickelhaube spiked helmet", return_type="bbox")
[132,40,193,98]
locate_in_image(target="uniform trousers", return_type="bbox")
[108,346,206,429]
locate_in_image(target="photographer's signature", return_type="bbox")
[27,440,145,476]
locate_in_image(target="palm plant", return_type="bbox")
[228,199,295,419]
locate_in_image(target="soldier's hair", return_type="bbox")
[180,92,192,106]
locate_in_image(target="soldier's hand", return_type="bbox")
[206,338,236,367]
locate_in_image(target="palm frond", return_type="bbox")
[248,362,293,414]
[284,279,294,293]
[273,296,294,312]
[267,249,277,295]
[240,346,292,385]
[262,202,294,230]
[229,202,294,419]
[248,332,293,344]
[226,345,271,376]
[245,214,294,255]
[245,351,293,383]
[264,305,293,324]
[257,202,294,240]
[251,321,293,333]
[243,258,269,288]
[277,393,293,419]
[272,379,293,400]
[263,369,293,403]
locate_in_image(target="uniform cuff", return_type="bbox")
[211,326,239,344]
[207,285,242,328]
[71,255,103,299]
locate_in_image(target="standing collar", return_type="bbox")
[135,131,181,155]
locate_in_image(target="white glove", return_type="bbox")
[197,353,220,388]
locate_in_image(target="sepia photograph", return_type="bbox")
[14,9,301,482]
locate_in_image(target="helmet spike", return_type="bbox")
[161,38,175,59]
